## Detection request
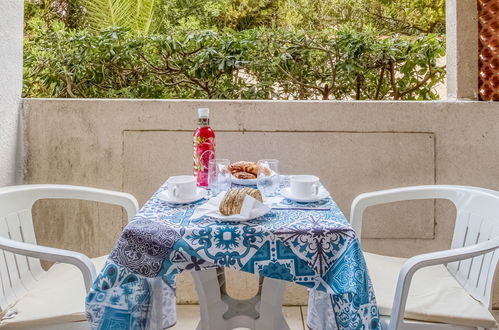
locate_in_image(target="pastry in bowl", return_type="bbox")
[219,188,263,215]
[228,161,271,179]
[233,171,257,179]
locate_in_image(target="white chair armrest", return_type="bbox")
[14,184,140,222]
[0,236,97,292]
[387,237,499,330]
[350,185,472,238]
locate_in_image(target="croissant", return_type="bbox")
[229,161,271,178]
[233,172,257,179]
[229,161,259,176]
[219,188,263,215]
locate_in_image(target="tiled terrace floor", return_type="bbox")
[171,306,499,329]
[171,305,308,330]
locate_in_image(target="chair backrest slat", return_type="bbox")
[17,209,44,280]
[467,218,494,295]
[0,187,49,310]
[453,213,484,285]
[448,211,472,274]
[6,213,37,292]
[477,250,495,301]
[0,218,14,310]
[0,216,27,300]
[477,225,499,306]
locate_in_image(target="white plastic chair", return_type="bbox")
[0,184,138,329]
[351,185,499,330]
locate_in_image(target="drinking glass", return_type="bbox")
[257,159,280,197]
[208,159,231,196]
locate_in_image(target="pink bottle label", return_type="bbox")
[193,136,215,186]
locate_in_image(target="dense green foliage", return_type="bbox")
[23,0,446,100]
[153,0,445,35]
[80,0,156,34]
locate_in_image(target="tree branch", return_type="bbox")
[399,65,437,97]
[365,9,434,34]
[389,60,400,100]
[277,64,325,95]
[375,63,385,100]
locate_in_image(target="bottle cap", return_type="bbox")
[198,108,209,118]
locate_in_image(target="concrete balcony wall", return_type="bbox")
[22,99,499,305]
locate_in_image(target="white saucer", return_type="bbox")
[280,187,330,203]
[157,188,208,204]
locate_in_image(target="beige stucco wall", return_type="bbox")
[23,99,499,305]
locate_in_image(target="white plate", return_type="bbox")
[230,169,278,186]
[191,191,271,222]
[231,176,257,186]
[280,187,330,203]
[157,188,208,204]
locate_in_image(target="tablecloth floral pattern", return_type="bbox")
[85,183,380,330]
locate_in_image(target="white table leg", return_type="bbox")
[191,268,290,330]
[255,276,290,330]
[191,268,228,330]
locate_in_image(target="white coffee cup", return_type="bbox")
[290,175,320,199]
[167,175,197,200]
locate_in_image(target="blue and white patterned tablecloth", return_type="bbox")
[85,181,380,330]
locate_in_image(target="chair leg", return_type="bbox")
[192,268,290,330]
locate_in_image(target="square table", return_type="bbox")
[85,180,380,330]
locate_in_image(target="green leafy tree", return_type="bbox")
[141,30,252,98]
[363,0,445,35]
[247,27,445,100]
[23,0,446,100]
[25,0,446,36]
[24,0,87,30]
[153,0,229,33]
[82,0,156,34]
[153,0,279,33]
[221,0,279,30]
[23,26,445,100]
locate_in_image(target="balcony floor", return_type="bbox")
[171,306,499,329]
[171,305,308,330]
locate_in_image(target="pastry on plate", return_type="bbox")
[229,161,259,176]
[219,188,263,215]
[233,171,257,179]
[228,161,271,179]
